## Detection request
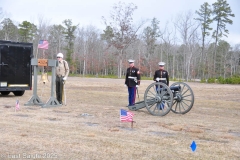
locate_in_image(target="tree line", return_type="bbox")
[0,0,239,82]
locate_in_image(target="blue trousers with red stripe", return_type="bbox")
[156,85,165,109]
[128,86,136,106]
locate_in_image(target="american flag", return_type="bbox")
[120,109,134,122]
[38,40,49,49]
[15,100,20,110]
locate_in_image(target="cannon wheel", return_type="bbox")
[144,82,173,116]
[170,82,194,114]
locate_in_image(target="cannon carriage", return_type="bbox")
[128,82,194,116]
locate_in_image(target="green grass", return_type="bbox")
[39,72,240,84]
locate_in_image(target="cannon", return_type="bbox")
[128,82,194,116]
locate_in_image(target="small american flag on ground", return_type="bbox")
[120,109,134,122]
[38,40,49,49]
[15,100,20,110]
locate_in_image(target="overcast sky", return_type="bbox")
[1,0,240,45]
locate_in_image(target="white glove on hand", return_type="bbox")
[124,84,127,87]
[156,77,160,82]
[136,85,139,88]
[63,77,67,81]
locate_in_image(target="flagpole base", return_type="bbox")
[41,97,62,108]
[131,121,136,128]
[24,95,44,106]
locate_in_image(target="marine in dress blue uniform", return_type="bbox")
[125,59,141,106]
[153,62,169,109]
[153,62,169,86]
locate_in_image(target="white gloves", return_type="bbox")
[124,84,127,87]
[156,77,160,82]
[63,77,67,81]
[136,85,139,88]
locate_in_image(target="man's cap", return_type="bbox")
[158,62,165,66]
[128,59,135,63]
[57,53,63,58]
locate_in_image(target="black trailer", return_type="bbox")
[0,40,33,96]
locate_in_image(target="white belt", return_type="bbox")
[128,76,137,79]
[156,77,166,82]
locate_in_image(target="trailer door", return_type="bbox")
[0,45,10,85]
[0,44,32,88]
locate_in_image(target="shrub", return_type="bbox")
[207,78,215,83]
[217,77,225,84]
[200,78,206,83]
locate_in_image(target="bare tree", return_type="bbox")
[159,21,178,79]
[174,11,200,81]
[142,17,161,77]
[48,24,65,59]
[0,7,4,22]
[102,2,145,78]
[0,18,18,41]
[75,26,104,76]
[231,44,240,75]
[36,15,51,58]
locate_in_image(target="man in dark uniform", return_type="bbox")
[125,59,141,106]
[153,62,169,109]
[153,62,169,85]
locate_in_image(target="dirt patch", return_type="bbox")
[0,77,240,159]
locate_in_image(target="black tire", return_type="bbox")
[1,91,10,95]
[13,91,25,96]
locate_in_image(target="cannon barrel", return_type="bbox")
[170,86,181,92]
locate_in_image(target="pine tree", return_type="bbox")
[18,21,37,42]
[195,2,213,79]
[212,0,235,76]
[62,19,78,69]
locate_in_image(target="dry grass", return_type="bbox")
[0,77,240,160]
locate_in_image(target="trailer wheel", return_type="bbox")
[1,91,11,95]
[13,91,25,96]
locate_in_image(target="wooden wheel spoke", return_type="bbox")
[170,82,194,114]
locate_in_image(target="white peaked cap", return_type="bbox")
[158,62,165,66]
[128,59,135,63]
[57,53,63,58]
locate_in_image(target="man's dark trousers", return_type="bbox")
[56,76,63,104]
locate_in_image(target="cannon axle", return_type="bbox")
[154,96,162,103]
[174,94,182,102]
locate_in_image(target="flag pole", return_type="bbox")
[42,49,45,73]
[36,45,39,58]
[15,99,17,112]
[131,121,135,129]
